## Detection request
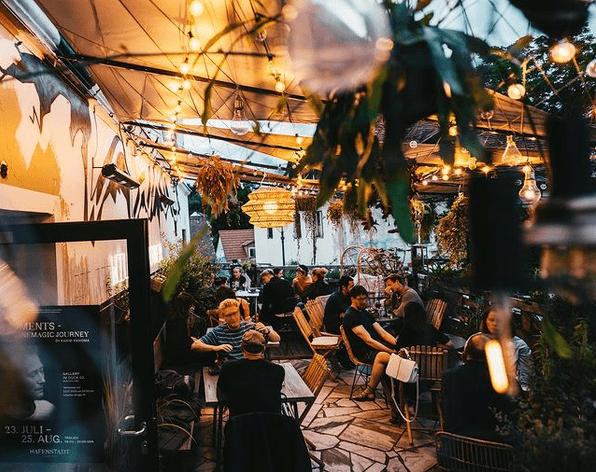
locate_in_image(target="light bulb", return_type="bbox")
[180,58,190,75]
[275,80,285,93]
[448,125,458,136]
[189,34,201,51]
[507,83,525,100]
[501,135,523,166]
[586,59,596,79]
[519,168,541,206]
[296,135,304,145]
[230,91,251,136]
[550,39,576,64]
[189,0,203,17]
[485,340,509,394]
[182,80,192,90]
[255,29,267,42]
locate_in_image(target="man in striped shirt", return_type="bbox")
[192,298,280,361]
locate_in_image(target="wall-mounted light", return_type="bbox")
[101,164,140,188]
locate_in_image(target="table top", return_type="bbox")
[202,362,314,407]
[236,290,259,298]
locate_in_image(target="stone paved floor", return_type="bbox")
[190,359,440,472]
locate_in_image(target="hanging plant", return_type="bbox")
[296,1,493,244]
[295,195,317,237]
[410,198,437,243]
[436,194,469,268]
[194,155,238,217]
[326,200,344,229]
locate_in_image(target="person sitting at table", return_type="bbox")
[323,275,354,335]
[342,285,401,422]
[396,302,454,350]
[259,269,296,325]
[207,278,251,325]
[292,264,312,298]
[442,333,514,441]
[481,309,532,392]
[217,329,285,416]
[273,267,285,279]
[192,298,280,361]
[229,266,250,291]
[384,273,424,320]
[301,267,330,302]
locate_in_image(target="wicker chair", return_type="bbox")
[436,431,515,472]
[339,325,373,399]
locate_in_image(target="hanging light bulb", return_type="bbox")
[230,89,251,136]
[549,39,576,64]
[189,0,203,17]
[507,83,526,100]
[179,58,190,75]
[188,32,201,51]
[275,79,286,93]
[501,135,524,166]
[182,79,192,90]
[586,59,596,78]
[519,166,541,206]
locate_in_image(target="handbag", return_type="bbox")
[386,352,419,383]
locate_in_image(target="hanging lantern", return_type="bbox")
[241,187,296,228]
[230,89,252,136]
[518,166,541,206]
[284,0,392,94]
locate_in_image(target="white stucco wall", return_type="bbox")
[0,24,189,305]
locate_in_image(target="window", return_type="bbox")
[267,228,273,239]
[316,211,324,238]
[181,229,187,244]
[248,247,256,258]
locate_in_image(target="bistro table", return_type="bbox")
[202,362,314,466]
[236,289,260,315]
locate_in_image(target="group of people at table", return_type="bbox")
[164,266,532,445]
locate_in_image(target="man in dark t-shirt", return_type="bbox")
[343,286,398,415]
[323,275,353,334]
[217,330,285,416]
[259,269,296,324]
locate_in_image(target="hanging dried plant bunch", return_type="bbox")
[295,195,317,237]
[326,200,344,229]
[194,155,238,217]
[437,194,469,268]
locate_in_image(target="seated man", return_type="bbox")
[259,269,296,325]
[442,333,514,441]
[217,330,285,416]
[343,285,400,422]
[384,273,424,320]
[192,299,280,361]
[323,275,354,335]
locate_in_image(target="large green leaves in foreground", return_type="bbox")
[298,1,493,243]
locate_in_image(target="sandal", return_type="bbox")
[353,388,375,401]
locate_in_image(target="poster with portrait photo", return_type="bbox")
[0,305,105,463]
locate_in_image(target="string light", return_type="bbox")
[586,59,596,79]
[507,83,526,100]
[275,78,286,93]
[182,80,192,90]
[179,57,190,75]
[188,32,201,52]
[485,340,509,394]
[189,0,203,17]
[549,39,576,64]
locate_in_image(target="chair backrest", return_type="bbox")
[436,431,515,472]
[223,412,311,472]
[292,306,315,343]
[426,298,448,330]
[305,299,324,335]
[406,345,448,382]
[299,353,329,422]
[339,325,371,367]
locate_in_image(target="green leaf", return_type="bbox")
[541,315,572,359]
[387,172,415,243]
[162,225,209,303]
[423,28,465,96]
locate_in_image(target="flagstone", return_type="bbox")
[364,463,389,472]
[324,407,361,417]
[336,398,358,408]
[303,430,340,450]
[387,446,437,472]
[339,422,397,451]
[337,441,387,463]
[302,402,323,425]
[320,447,352,472]
[350,452,374,472]
[315,385,335,404]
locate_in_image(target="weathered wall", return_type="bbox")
[0,24,189,305]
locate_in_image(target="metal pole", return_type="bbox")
[280,227,286,266]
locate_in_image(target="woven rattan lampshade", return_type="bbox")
[241,187,296,228]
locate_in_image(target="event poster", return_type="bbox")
[0,305,106,463]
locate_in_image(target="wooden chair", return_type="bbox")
[399,345,449,446]
[339,325,373,399]
[305,299,325,336]
[292,307,341,358]
[298,354,330,471]
[435,431,515,472]
[426,298,448,330]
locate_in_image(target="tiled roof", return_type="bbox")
[218,229,254,262]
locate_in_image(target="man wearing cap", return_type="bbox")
[192,299,280,361]
[217,329,285,416]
